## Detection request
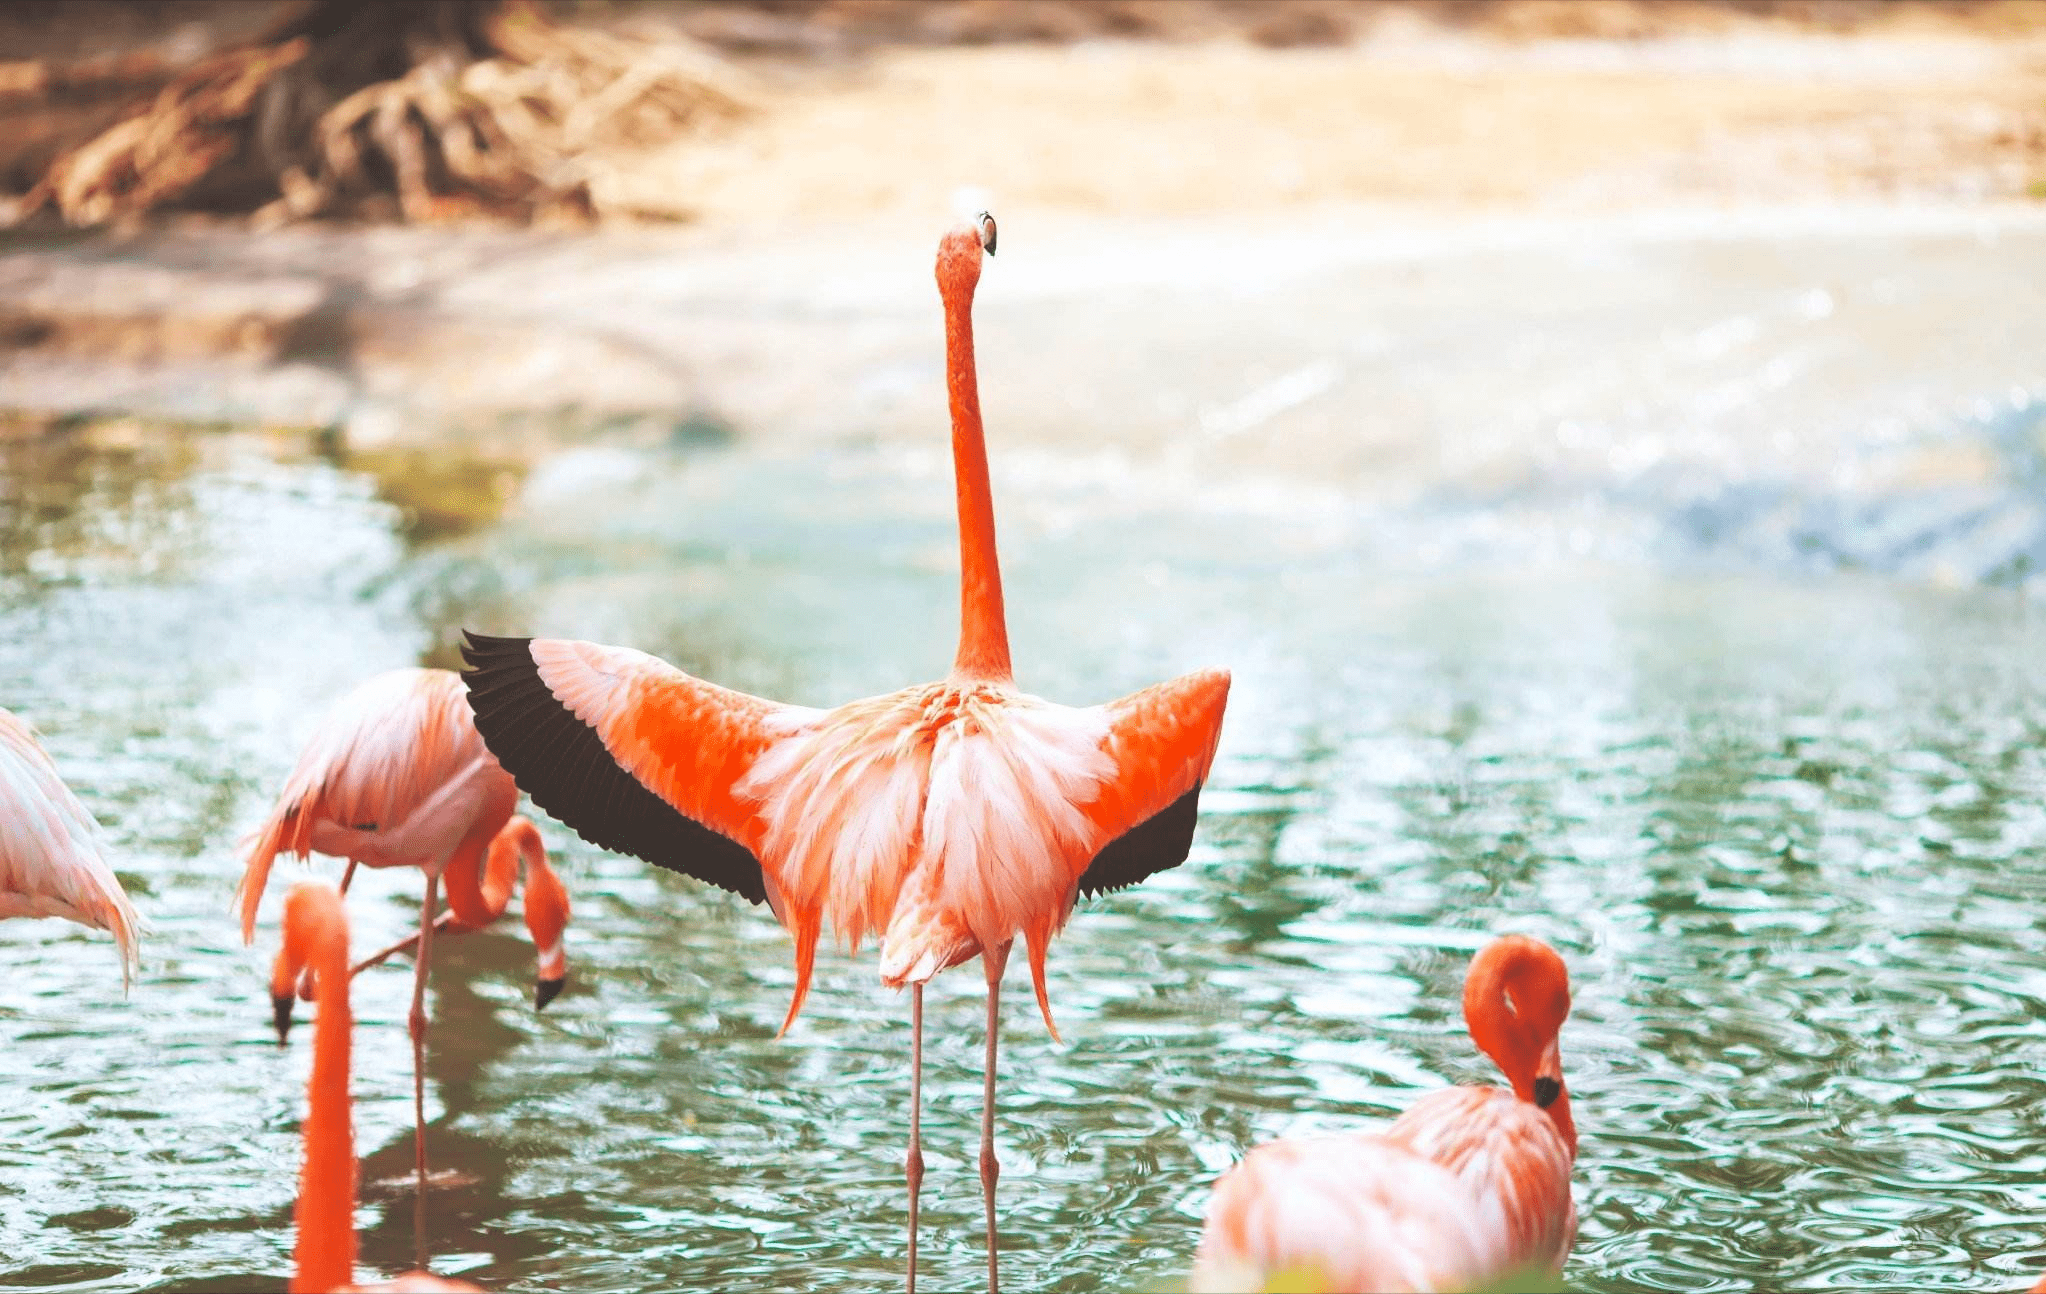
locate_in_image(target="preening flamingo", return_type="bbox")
[1191,935,1577,1294]
[271,881,484,1294]
[0,706,139,982]
[237,668,572,1198]
[461,212,1230,1292]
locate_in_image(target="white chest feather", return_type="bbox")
[737,685,1114,962]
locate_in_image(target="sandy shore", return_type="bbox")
[608,27,2046,227]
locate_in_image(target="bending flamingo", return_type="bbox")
[237,668,571,1198]
[461,211,1230,1292]
[1191,935,1577,1294]
[271,881,483,1293]
[0,706,139,982]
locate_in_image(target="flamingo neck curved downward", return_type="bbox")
[439,779,518,929]
[939,235,1012,685]
[1463,935,1577,1156]
[286,891,356,1294]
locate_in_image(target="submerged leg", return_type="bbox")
[907,983,924,1294]
[980,942,1011,1294]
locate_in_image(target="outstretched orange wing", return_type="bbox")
[1077,667,1230,898]
[461,633,795,905]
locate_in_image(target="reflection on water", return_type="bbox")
[6,423,2046,1292]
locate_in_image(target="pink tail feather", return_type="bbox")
[776,907,823,1038]
[236,801,311,944]
[1025,917,1061,1044]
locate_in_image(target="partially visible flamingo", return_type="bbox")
[461,211,1230,1292]
[270,880,484,1294]
[1191,935,1578,1294]
[237,668,571,1199]
[0,706,139,982]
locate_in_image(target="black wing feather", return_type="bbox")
[1076,784,1202,899]
[460,631,768,905]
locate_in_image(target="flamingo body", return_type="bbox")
[1193,936,1578,1294]
[1193,1135,1514,1294]
[1386,1085,1576,1269]
[236,668,517,941]
[0,707,138,979]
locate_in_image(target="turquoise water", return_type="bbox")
[5,421,2046,1292]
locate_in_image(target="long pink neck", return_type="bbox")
[945,288,1012,683]
[291,906,354,1293]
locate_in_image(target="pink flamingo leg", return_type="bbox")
[408,871,439,1204]
[980,941,1010,1294]
[350,910,465,977]
[907,983,924,1294]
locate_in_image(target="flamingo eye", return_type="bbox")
[1533,1077,1561,1107]
[977,212,997,255]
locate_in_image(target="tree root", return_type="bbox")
[14,0,749,227]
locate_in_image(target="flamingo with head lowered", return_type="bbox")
[460,211,1230,1292]
[1191,935,1579,1293]
[270,880,484,1293]
[0,706,139,983]
[237,668,573,1201]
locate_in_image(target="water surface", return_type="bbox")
[5,396,2046,1294]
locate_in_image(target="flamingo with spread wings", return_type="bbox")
[271,881,484,1293]
[237,668,572,1201]
[1191,936,1578,1293]
[461,212,1230,1292]
[0,707,139,983]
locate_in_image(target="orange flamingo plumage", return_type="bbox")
[271,881,484,1294]
[1191,936,1578,1294]
[0,706,139,982]
[237,668,572,1199]
[461,212,1230,1292]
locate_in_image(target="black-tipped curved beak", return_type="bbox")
[1533,1076,1561,1108]
[535,976,566,1011]
[272,992,295,1045]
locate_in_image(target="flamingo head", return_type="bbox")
[936,210,997,305]
[1463,934,1576,1151]
[270,882,347,1045]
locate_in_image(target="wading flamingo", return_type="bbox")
[0,707,139,982]
[237,668,572,1199]
[271,881,483,1293]
[1191,935,1577,1294]
[461,212,1230,1292]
